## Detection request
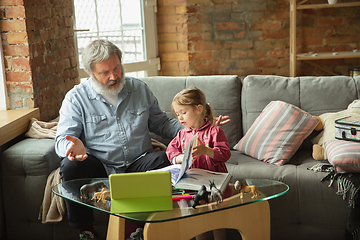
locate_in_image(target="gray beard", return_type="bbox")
[91,75,125,96]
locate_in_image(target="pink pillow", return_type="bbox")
[325,140,360,173]
[234,101,319,165]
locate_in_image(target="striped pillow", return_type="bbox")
[234,101,319,165]
[325,140,360,173]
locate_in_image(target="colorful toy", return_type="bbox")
[209,179,222,205]
[234,180,259,199]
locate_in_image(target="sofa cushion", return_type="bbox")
[234,100,319,165]
[140,75,242,147]
[325,140,360,173]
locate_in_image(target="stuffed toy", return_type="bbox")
[312,100,360,161]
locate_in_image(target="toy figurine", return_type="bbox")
[91,187,107,201]
[98,190,110,203]
[80,181,107,199]
[234,180,259,199]
[192,185,209,209]
[209,179,223,205]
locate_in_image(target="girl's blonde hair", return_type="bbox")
[172,87,214,124]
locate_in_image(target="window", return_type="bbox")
[73,0,159,80]
[0,39,8,110]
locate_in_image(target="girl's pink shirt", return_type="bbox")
[166,119,231,173]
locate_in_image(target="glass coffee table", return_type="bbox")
[53,178,288,240]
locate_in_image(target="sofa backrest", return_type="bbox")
[140,75,242,147]
[242,75,360,134]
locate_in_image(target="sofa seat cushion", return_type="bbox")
[226,150,348,240]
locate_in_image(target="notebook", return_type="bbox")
[109,171,173,213]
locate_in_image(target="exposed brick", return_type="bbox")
[5,5,25,18]
[1,0,24,6]
[6,71,32,82]
[319,17,344,26]
[6,31,27,44]
[217,22,245,31]
[11,57,30,70]
[234,31,246,39]
[0,19,26,31]
[188,51,212,61]
[251,20,281,31]
[255,58,277,68]
[161,52,188,61]
[268,49,288,59]
[157,15,187,25]
[162,0,187,6]
[158,6,176,15]
[159,42,178,53]
[3,44,29,56]
[195,60,218,69]
[230,50,247,59]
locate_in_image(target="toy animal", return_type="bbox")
[209,179,222,205]
[192,185,208,209]
[91,187,107,201]
[80,181,107,199]
[234,180,259,199]
[99,190,110,203]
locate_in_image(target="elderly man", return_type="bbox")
[55,39,229,240]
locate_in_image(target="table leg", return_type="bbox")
[143,200,270,240]
[106,214,125,240]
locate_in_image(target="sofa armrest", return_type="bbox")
[1,138,61,239]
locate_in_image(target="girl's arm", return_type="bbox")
[193,127,231,162]
[166,132,184,164]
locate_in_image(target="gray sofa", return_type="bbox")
[1,74,359,240]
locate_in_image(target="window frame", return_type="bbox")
[75,0,159,79]
[0,39,8,110]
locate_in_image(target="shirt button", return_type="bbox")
[137,112,140,115]
[117,117,120,120]
[124,146,127,149]
[121,132,124,134]
[110,105,113,107]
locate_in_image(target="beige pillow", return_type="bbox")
[312,100,360,146]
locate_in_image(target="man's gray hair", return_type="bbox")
[82,39,123,72]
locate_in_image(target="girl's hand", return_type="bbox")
[65,135,88,161]
[214,115,231,126]
[175,154,184,164]
[192,138,214,159]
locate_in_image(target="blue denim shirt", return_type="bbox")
[55,77,182,174]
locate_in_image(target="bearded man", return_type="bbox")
[55,39,229,240]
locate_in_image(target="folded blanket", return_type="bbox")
[25,118,58,139]
[308,161,360,240]
[38,167,66,223]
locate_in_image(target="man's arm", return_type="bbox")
[55,93,85,159]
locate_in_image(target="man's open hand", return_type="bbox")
[65,135,88,161]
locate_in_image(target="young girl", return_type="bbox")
[166,87,231,240]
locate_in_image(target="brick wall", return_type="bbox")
[157,0,189,76]
[0,0,78,121]
[158,0,360,78]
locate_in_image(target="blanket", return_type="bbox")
[38,167,66,223]
[308,161,360,240]
[25,118,58,139]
